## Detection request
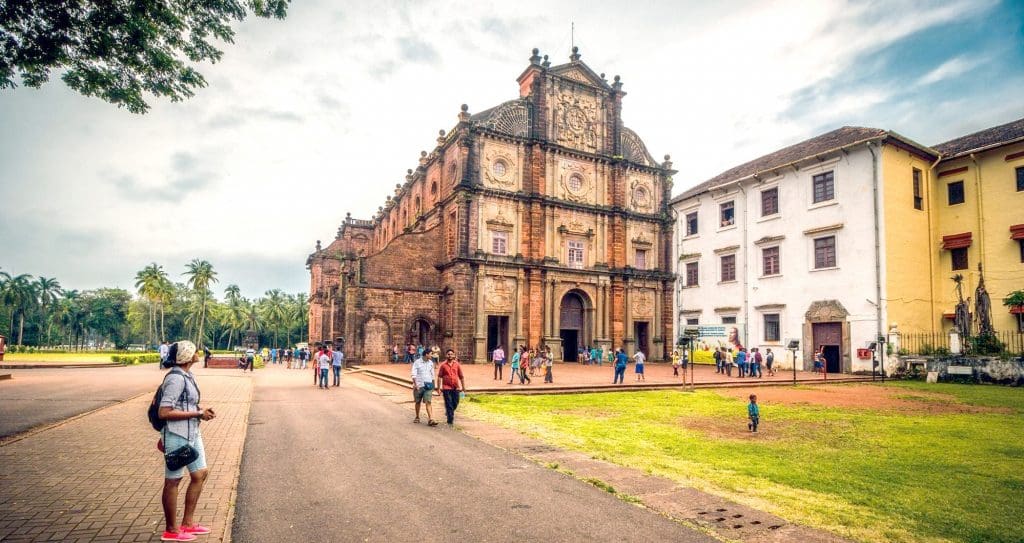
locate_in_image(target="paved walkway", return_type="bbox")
[0,368,253,542]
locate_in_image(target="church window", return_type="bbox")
[492,160,508,178]
[635,249,648,269]
[414,196,421,215]
[492,231,508,255]
[633,185,649,206]
[812,171,834,203]
[951,247,968,271]
[568,240,585,269]
[764,314,781,342]
[912,168,923,210]
[948,180,965,205]
[448,163,458,184]
[720,201,735,227]
[686,318,699,325]
[761,187,778,216]
[431,182,438,197]
[1016,167,1023,192]
[685,212,698,236]
[722,316,737,324]
[568,174,583,192]
[685,262,699,286]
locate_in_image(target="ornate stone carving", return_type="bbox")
[621,127,655,167]
[630,178,654,212]
[480,100,529,137]
[486,207,515,231]
[555,92,600,152]
[631,230,654,247]
[558,159,593,203]
[561,69,592,84]
[483,145,518,189]
[484,276,515,312]
[632,289,654,317]
[804,300,849,322]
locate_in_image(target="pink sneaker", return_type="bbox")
[181,524,211,535]
[161,531,196,541]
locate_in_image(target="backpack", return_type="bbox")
[147,371,192,431]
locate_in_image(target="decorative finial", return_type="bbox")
[530,48,541,65]
[664,154,671,161]
[542,54,550,68]
[407,169,413,175]
[460,103,468,112]
[346,211,351,218]
[612,75,622,91]
[439,129,446,136]
[570,45,580,62]
[420,150,427,157]
[316,240,322,251]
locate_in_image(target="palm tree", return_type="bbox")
[155,277,174,342]
[3,274,37,345]
[242,298,263,346]
[183,259,218,347]
[134,264,162,346]
[261,289,287,347]
[287,293,309,346]
[222,284,244,349]
[35,277,62,347]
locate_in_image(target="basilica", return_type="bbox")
[307,47,676,363]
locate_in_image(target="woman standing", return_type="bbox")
[158,340,216,542]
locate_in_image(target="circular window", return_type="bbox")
[568,174,583,192]
[492,160,508,178]
[635,186,649,205]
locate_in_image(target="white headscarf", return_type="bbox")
[175,340,197,365]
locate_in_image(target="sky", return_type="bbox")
[1,0,1022,299]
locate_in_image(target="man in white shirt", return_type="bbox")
[410,353,438,426]
[317,347,331,389]
[492,345,505,381]
[633,349,646,381]
[158,341,170,368]
[331,346,345,387]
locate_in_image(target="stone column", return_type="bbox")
[514,270,526,347]
[652,284,664,361]
[545,278,562,359]
[624,278,635,356]
[473,268,487,363]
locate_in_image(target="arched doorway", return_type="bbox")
[559,291,590,362]
[408,318,433,347]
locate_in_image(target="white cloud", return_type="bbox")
[916,55,984,86]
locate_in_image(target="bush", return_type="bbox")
[111,353,161,365]
[970,333,1004,355]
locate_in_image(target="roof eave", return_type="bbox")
[938,135,1024,162]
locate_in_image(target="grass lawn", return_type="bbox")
[1,352,120,363]
[463,382,1024,543]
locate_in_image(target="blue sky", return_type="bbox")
[0,0,1021,297]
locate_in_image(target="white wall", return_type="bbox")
[673,145,883,371]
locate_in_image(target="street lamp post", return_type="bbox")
[787,339,800,386]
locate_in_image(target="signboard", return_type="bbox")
[678,324,747,365]
[947,365,973,375]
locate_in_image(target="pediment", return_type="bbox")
[548,62,610,89]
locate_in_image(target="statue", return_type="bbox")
[974,263,994,336]
[952,273,971,339]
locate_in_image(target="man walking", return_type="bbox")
[159,341,170,368]
[331,345,344,386]
[437,349,466,426]
[411,351,438,426]
[492,345,505,381]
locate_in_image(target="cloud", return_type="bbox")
[397,36,439,65]
[204,106,303,129]
[108,152,215,203]
[916,55,983,86]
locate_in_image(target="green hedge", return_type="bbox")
[111,353,162,365]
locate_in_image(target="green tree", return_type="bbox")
[1,273,37,345]
[183,259,218,347]
[221,284,244,349]
[1004,290,1024,333]
[1,1,290,114]
[35,276,62,346]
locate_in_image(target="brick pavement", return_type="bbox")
[0,370,253,543]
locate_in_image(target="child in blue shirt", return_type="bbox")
[747,394,760,432]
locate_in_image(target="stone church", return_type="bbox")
[307,47,676,364]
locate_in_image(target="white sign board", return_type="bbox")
[926,371,938,383]
[947,365,973,375]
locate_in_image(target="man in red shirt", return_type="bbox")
[436,348,466,426]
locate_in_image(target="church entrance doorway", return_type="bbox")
[559,291,588,362]
[409,318,432,347]
[486,316,509,360]
[812,322,842,373]
[633,321,650,357]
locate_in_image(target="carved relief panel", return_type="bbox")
[632,289,655,318]
[629,172,657,213]
[551,89,603,153]
[556,158,595,203]
[484,276,516,313]
[482,141,520,190]
[482,201,516,255]
[445,147,461,187]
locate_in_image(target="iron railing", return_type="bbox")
[900,331,1024,356]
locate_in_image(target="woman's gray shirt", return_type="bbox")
[159,367,200,441]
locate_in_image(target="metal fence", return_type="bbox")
[900,331,1024,356]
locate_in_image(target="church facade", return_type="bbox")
[307,47,676,364]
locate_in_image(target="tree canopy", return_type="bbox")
[0,0,289,113]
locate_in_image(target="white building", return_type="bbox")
[671,127,936,372]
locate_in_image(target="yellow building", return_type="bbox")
[930,118,1024,335]
[884,117,1024,336]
